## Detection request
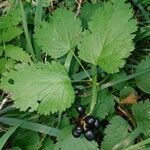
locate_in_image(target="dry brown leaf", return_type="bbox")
[120,93,139,104]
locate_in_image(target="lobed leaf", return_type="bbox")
[135,56,150,94]
[4,45,32,63]
[78,0,137,73]
[35,8,81,58]
[94,89,115,119]
[0,62,75,115]
[132,100,150,137]
[101,116,131,150]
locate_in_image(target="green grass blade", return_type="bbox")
[112,128,141,150]
[0,124,21,150]
[0,105,16,115]
[132,0,150,21]
[123,138,150,150]
[100,68,150,90]
[0,117,60,137]
[19,0,36,62]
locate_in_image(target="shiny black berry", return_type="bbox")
[84,130,95,141]
[75,125,83,133]
[94,118,100,129]
[85,116,95,126]
[76,105,85,115]
[72,129,81,138]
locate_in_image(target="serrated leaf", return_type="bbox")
[0,26,23,43]
[4,45,31,63]
[0,58,15,75]
[0,62,75,115]
[80,3,101,27]
[135,56,150,94]
[101,116,131,150]
[132,100,150,137]
[78,0,137,73]
[0,8,22,43]
[35,8,81,58]
[55,126,98,150]
[0,9,22,29]
[94,89,115,119]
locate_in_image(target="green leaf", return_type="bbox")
[0,9,22,43]
[0,46,3,56]
[101,116,131,150]
[78,0,137,73]
[64,0,75,9]
[0,116,60,137]
[0,125,21,150]
[0,26,23,43]
[94,89,115,119]
[0,62,75,114]
[4,45,31,63]
[112,128,141,150]
[80,3,101,27]
[119,86,136,98]
[132,100,150,137]
[0,9,22,29]
[54,126,98,150]
[139,0,150,5]
[14,131,40,150]
[42,139,55,150]
[35,8,81,58]
[135,56,150,94]
[0,58,15,75]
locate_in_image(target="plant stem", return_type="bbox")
[72,80,91,83]
[123,138,150,150]
[64,52,73,72]
[112,128,141,150]
[88,65,98,115]
[69,50,92,81]
[20,0,36,62]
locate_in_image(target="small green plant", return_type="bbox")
[0,0,150,149]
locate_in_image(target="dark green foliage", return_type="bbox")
[0,0,150,149]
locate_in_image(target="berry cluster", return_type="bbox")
[72,105,100,141]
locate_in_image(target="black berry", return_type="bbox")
[72,129,81,138]
[76,105,85,115]
[84,130,95,141]
[94,118,100,129]
[85,116,95,126]
[75,125,83,133]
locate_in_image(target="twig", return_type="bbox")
[117,106,136,128]
[75,0,83,18]
[0,95,10,110]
